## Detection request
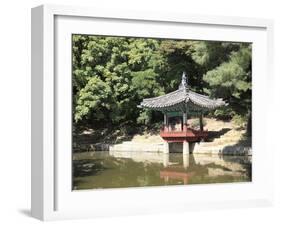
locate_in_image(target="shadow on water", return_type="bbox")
[221,155,252,180]
[73,159,109,177]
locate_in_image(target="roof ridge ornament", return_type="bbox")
[179,71,188,91]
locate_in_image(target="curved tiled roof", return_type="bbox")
[139,72,227,111]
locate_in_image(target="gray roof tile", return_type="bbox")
[139,72,227,111]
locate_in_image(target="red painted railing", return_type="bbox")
[160,127,208,142]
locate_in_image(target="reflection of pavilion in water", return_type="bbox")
[160,154,201,185]
[109,151,251,184]
[160,169,194,185]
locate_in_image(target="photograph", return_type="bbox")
[71,35,252,190]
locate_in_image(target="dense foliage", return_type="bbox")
[72,35,252,131]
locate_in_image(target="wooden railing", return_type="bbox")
[160,126,208,142]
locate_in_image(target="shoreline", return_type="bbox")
[74,118,251,156]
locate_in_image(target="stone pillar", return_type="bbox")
[163,141,169,154]
[183,153,189,169]
[183,140,189,155]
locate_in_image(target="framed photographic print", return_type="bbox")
[31,4,274,221]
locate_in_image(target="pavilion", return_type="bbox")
[139,72,227,154]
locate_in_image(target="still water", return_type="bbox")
[73,151,252,190]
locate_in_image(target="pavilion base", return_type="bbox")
[183,141,190,155]
[162,140,197,154]
[160,127,207,154]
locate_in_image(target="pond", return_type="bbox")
[73,151,252,190]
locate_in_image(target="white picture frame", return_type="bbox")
[31,4,274,221]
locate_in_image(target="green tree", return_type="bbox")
[203,44,252,118]
[72,36,167,126]
[72,35,252,133]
